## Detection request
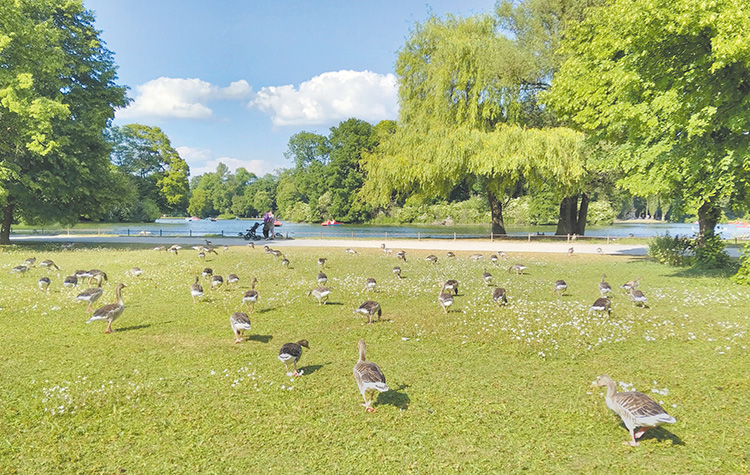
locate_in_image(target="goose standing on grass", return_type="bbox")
[438,282,454,313]
[229,312,252,343]
[281,256,290,268]
[87,269,107,286]
[211,274,224,290]
[592,374,676,446]
[86,283,126,334]
[621,277,641,293]
[492,287,508,306]
[381,243,393,255]
[38,277,51,292]
[345,248,357,254]
[317,257,327,268]
[482,269,493,286]
[443,279,459,295]
[317,271,328,285]
[242,278,259,312]
[63,275,78,288]
[11,265,29,276]
[599,274,612,297]
[554,280,568,296]
[126,267,143,278]
[190,277,204,303]
[364,277,377,293]
[446,251,456,258]
[197,251,206,260]
[567,247,574,256]
[425,254,438,264]
[396,250,407,262]
[40,260,59,271]
[76,280,104,312]
[630,288,648,307]
[508,263,527,275]
[392,267,402,279]
[490,254,499,265]
[279,340,309,376]
[597,247,604,255]
[227,274,240,287]
[23,257,36,267]
[202,268,213,278]
[354,301,382,324]
[469,253,483,262]
[589,297,611,316]
[307,286,332,305]
[353,339,389,413]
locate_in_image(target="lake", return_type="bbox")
[44,218,746,241]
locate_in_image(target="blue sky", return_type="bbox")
[85,0,498,177]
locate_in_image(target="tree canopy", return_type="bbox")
[546,0,750,240]
[0,0,128,242]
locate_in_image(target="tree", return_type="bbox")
[546,0,750,243]
[108,124,190,215]
[0,0,129,243]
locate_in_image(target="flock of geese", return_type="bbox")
[8,243,674,441]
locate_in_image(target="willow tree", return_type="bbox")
[0,0,128,243]
[362,13,588,234]
[546,0,750,243]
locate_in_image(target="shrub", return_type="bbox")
[648,232,694,266]
[693,235,731,269]
[732,241,750,284]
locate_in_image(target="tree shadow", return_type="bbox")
[376,383,410,410]
[248,334,273,343]
[297,362,330,376]
[114,324,151,333]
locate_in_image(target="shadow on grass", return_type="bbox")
[667,266,737,279]
[115,324,151,333]
[639,427,685,446]
[297,362,329,376]
[248,334,273,343]
[377,383,410,410]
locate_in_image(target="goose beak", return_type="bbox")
[590,381,598,388]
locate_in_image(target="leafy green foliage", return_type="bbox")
[694,235,732,270]
[648,233,694,267]
[731,241,750,285]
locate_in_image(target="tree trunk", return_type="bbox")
[487,190,506,235]
[697,199,720,243]
[1,197,15,245]
[555,194,588,236]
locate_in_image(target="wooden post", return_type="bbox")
[418,232,421,241]
[528,233,531,242]
[454,232,456,241]
[491,232,494,242]
[385,231,388,240]
[607,235,610,244]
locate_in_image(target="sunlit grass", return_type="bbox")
[0,243,748,473]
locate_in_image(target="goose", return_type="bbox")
[363,278,377,292]
[443,279,459,295]
[438,282,454,313]
[354,301,382,324]
[278,340,309,376]
[317,271,328,285]
[11,265,29,275]
[307,286,331,305]
[153,245,166,251]
[446,251,456,258]
[490,254,499,265]
[39,260,59,270]
[211,274,224,290]
[554,280,568,296]
[190,277,204,303]
[317,257,327,267]
[126,267,143,278]
[353,339,389,412]
[223,245,229,252]
[425,254,438,264]
[630,288,648,308]
[380,243,393,255]
[87,269,108,286]
[589,297,612,316]
[197,251,206,260]
[168,245,180,255]
[469,253,484,261]
[492,287,508,306]
[599,274,612,296]
[76,280,104,312]
[247,242,255,249]
[497,251,508,259]
[281,256,290,268]
[63,275,78,288]
[621,277,641,293]
[567,247,574,256]
[482,269,493,286]
[242,278,259,312]
[508,263,527,275]
[202,268,213,278]
[227,273,240,287]
[345,248,357,254]
[396,250,407,262]
[23,257,36,267]
[592,375,676,446]
[597,247,604,255]
[229,312,252,343]
[392,267,402,279]
[38,277,51,292]
[270,249,283,258]
[86,283,126,333]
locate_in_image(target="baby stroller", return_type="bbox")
[239,222,262,241]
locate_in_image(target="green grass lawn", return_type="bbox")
[0,243,747,473]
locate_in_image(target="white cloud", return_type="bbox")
[177,146,266,177]
[119,77,253,120]
[250,70,398,126]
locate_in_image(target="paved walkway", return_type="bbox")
[11,233,654,256]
